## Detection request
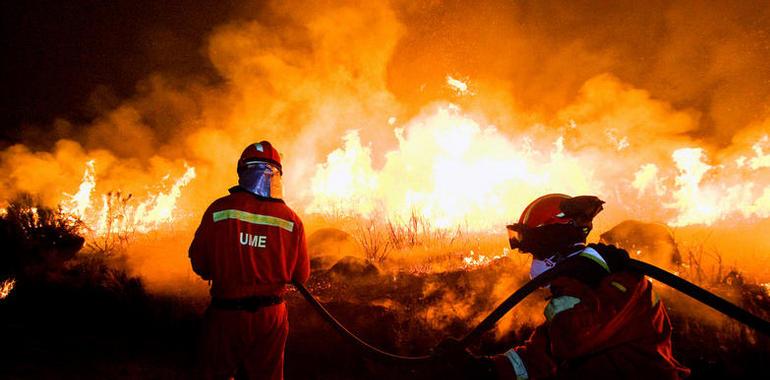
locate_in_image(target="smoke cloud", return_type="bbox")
[5,0,770,201]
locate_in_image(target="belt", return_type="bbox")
[211,295,284,311]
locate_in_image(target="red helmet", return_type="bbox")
[238,141,282,174]
[507,193,604,257]
[517,193,573,229]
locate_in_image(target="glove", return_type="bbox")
[431,337,497,380]
[588,242,630,270]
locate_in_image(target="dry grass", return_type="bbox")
[313,208,508,270]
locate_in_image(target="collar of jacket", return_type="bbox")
[228,185,286,203]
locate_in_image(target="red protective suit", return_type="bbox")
[189,186,310,380]
[491,244,690,380]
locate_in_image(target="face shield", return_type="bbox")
[506,224,526,251]
[530,256,558,280]
[507,223,587,260]
[238,161,283,199]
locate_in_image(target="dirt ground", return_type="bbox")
[1,261,769,379]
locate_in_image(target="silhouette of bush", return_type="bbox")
[0,193,84,282]
[0,193,146,307]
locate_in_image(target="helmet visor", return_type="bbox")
[506,224,525,251]
[238,162,283,199]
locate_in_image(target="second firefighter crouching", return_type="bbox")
[434,194,689,380]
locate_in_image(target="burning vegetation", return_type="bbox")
[0,278,14,300]
[2,1,770,378]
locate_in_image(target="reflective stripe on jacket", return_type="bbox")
[189,187,310,298]
[492,244,690,380]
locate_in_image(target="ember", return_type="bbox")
[0,278,15,300]
[446,75,470,95]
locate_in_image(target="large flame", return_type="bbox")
[61,160,96,219]
[60,162,196,236]
[128,165,197,233]
[308,104,598,230]
[307,101,770,231]
[653,144,770,227]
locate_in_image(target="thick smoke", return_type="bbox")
[388,0,770,145]
[4,0,770,203]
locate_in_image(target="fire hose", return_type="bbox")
[292,257,770,364]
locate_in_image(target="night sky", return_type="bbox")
[0,0,246,147]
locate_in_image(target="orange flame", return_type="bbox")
[308,103,770,231]
[60,162,197,236]
[462,249,510,269]
[130,165,197,233]
[638,140,770,227]
[0,278,15,300]
[308,104,599,231]
[61,159,96,218]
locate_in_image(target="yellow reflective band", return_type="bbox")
[611,281,627,293]
[545,296,581,321]
[504,349,529,380]
[579,251,610,272]
[212,209,294,232]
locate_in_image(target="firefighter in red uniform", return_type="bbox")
[437,194,690,380]
[189,141,310,380]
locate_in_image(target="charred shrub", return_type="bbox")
[0,193,147,322]
[0,194,206,379]
[329,256,381,279]
[0,193,84,283]
[600,220,682,266]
